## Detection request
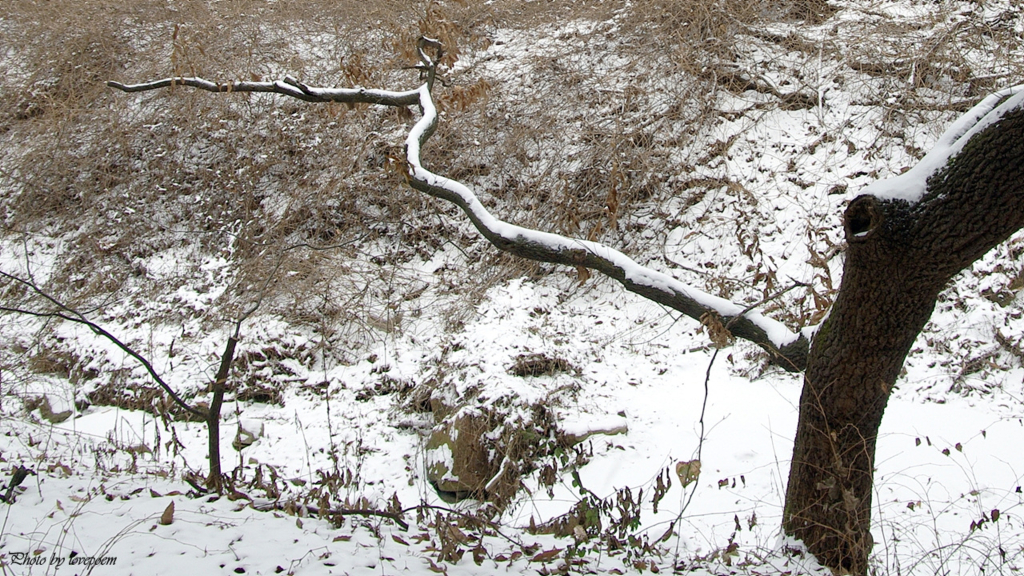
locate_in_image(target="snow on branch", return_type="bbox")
[108,39,810,370]
[107,76,421,107]
[863,85,1024,203]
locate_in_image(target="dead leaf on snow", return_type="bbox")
[159,501,174,525]
[676,460,701,487]
[530,548,563,563]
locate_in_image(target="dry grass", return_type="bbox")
[1,4,1022,572]
[0,0,1021,388]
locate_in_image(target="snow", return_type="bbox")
[6,263,1023,573]
[863,86,1024,203]
[2,2,1024,574]
[556,412,628,441]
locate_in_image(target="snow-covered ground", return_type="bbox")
[1,0,1023,574]
[3,275,1023,574]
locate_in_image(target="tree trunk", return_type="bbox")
[784,104,1024,574]
[205,335,238,493]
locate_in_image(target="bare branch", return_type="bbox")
[0,303,206,418]
[107,77,420,107]
[400,71,810,369]
[0,271,205,418]
[250,500,410,531]
[107,41,811,370]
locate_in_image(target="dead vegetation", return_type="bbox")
[0,0,1022,569]
[3,0,1020,361]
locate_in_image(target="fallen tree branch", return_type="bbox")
[108,38,812,370]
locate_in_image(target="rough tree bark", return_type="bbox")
[108,41,1024,574]
[784,99,1024,574]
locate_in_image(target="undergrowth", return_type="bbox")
[0,0,1022,573]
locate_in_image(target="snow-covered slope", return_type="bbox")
[1,0,1022,573]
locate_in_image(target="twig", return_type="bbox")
[727,280,812,329]
[0,300,205,419]
[323,507,409,531]
[410,503,527,547]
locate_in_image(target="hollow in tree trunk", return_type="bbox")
[784,103,1024,574]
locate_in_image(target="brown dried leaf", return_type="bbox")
[472,545,486,565]
[445,524,469,544]
[699,312,733,348]
[575,265,591,285]
[159,501,174,525]
[530,548,563,563]
[676,460,701,488]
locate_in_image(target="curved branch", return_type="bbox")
[108,76,421,107]
[107,47,810,370]
[401,72,808,369]
[0,301,205,419]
